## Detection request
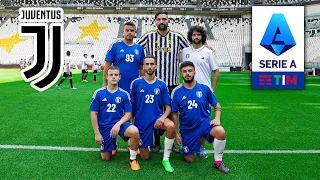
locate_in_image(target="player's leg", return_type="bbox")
[81,70,85,82]
[198,137,207,158]
[150,130,161,153]
[122,123,140,171]
[84,70,88,82]
[93,70,97,82]
[99,128,117,161]
[200,118,229,174]
[101,152,112,161]
[209,125,229,173]
[69,72,77,90]
[181,131,200,163]
[139,147,150,160]
[157,118,175,172]
[56,73,67,89]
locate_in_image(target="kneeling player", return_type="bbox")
[171,61,230,174]
[130,55,175,173]
[90,66,140,171]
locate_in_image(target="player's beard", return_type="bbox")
[157,24,168,31]
[192,39,202,44]
[146,69,155,75]
[183,75,194,84]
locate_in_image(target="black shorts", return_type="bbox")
[93,70,98,74]
[82,69,88,73]
[63,72,72,77]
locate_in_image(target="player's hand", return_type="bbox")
[154,117,165,128]
[110,124,120,138]
[95,133,103,145]
[210,118,221,126]
[175,134,182,145]
[206,44,216,53]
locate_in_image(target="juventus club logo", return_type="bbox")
[18,7,64,92]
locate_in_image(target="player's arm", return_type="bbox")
[110,112,132,138]
[212,69,219,91]
[208,51,219,91]
[210,103,222,126]
[154,104,171,128]
[90,111,103,145]
[102,61,112,87]
[171,112,181,145]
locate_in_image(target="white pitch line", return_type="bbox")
[1,145,320,154]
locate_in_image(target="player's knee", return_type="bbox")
[167,121,175,132]
[213,126,226,140]
[129,126,140,139]
[140,153,150,161]
[101,154,111,161]
[184,156,195,163]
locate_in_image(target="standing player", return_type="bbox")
[130,55,175,173]
[181,25,219,91]
[90,66,141,171]
[91,55,98,83]
[19,58,24,69]
[137,11,189,153]
[56,51,77,90]
[181,26,220,158]
[103,21,145,91]
[171,61,230,174]
[81,54,88,82]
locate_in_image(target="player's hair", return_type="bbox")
[91,55,94,58]
[124,21,136,27]
[144,54,157,64]
[155,11,168,19]
[107,66,121,74]
[83,54,87,56]
[187,25,207,45]
[180,61,195,71]
[66,51,70,56]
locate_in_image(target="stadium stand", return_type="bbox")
[0,13,319,66]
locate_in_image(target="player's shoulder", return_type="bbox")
[170,29,186,37]
[156,78,167,86]
[181,46,192,52]
[92,87,107,98]
[140,29,157,37]
[109,39,123,49]
[197,82,213,92]
[131,77,143,86]
[118,87,131,98]
[171,84,184,97]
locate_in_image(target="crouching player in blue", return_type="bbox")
[171,61,230,174]
[130,55,176,173]
[90,66,141,171]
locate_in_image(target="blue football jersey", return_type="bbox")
[105,41,145,93]
[90,87,132,129]
[171,83,219,133]
[130,77,170,132]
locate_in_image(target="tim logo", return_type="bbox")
[259,74,297,86]
[18,7,64,92]
[260,14,296,56]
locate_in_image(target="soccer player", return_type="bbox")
[137,11,189,153]
[81,54,88,82]
[91,55,98,83]
[130,55,175,173]
[103,21,145,92]
[56,51,77,90]
[19,58,24,69]
[90,66,141,171]
[181,25,220,158]
[103,21,145,154]
[181,25,219,91]
[171,61,230,174]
